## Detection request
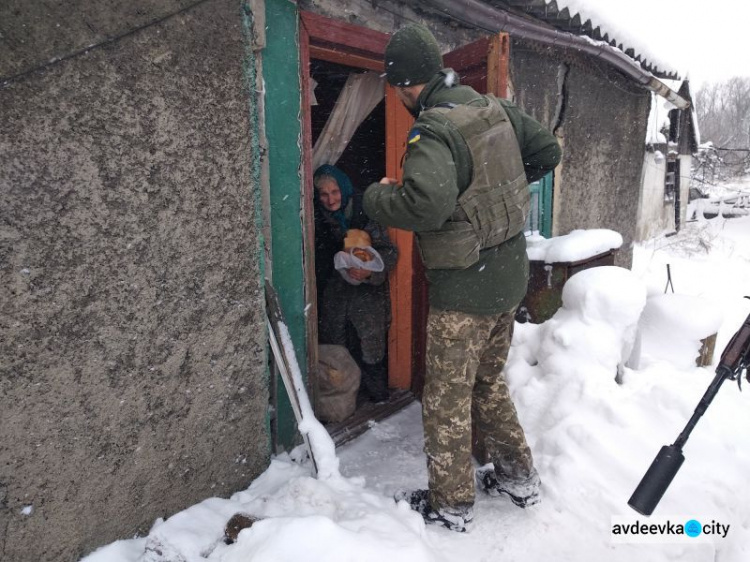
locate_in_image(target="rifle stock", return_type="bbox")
[718,313,750,375]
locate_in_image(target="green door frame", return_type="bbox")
[263,0,306,450]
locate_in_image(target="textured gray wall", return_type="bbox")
[299,0,484,49]
[0,1,269,560]
[510,41,651,268]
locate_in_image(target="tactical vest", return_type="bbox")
[416,96,530,270]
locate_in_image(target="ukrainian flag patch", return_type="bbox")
[407,128,421,144]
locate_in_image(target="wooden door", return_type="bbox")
[384,91,415,390]
[444,33,510,98]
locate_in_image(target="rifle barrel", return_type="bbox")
[673,366,732,449]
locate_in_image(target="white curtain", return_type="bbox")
[312,71,386,171]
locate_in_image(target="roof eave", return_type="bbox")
[419,0,689,109]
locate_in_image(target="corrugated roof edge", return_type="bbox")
[418,0,689,108]
[533,0,680,79]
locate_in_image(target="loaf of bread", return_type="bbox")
[343,229,371,250]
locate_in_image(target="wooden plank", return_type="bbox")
[326,390,415,446]
[301,11,389,58]
[488,33,502,96]
[309,45,384,71]
[491,33,510,98]
[385,85,415,390]
[299,22,319,407]
[388,227,414,390]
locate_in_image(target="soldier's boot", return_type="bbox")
[476,465,541,508]
[361,359,389,403]
[394,489,474,533]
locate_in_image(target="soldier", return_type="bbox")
[363,24,562,531]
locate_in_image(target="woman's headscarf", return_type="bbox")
[314,164,355,232]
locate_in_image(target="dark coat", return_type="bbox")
[364,69,562,314]
[314,191,398,365]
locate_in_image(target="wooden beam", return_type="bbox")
[325,390,415,446]
[308,45,384,71]
[301,11,388,59]
[385,85,415,391]
[299,19,319,407]
[488,32,510,99]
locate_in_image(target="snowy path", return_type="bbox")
[83,214,750,562]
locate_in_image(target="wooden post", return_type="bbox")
[385,85,416,389]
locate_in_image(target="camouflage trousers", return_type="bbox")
[423,306,535,511]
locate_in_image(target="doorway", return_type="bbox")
[301,16,418,443]
[309,58,409,436]
[298,11,512,444]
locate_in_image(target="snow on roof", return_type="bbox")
[547,0,680,78]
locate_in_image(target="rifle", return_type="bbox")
[628,308,750,516]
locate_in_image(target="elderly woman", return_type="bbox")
[314,164,398,403]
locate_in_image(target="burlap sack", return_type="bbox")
[316,344,361,423]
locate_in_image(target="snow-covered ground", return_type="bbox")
[83,206,750,562]
[693,176,750,220]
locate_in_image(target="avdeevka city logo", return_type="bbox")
[610,516,731,543]
[685,519,702,537]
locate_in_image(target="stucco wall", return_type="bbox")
[299,0,484,49]
[510,41,651,268]
[0,0,269,560]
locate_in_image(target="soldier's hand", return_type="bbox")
[379,177,400,187]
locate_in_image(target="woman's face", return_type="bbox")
[317,178,342,212]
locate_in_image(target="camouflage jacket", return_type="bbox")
[363,69,561,314]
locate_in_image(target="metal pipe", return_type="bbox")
[421,0,690,109]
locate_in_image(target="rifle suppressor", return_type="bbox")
[628,444,685,516]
